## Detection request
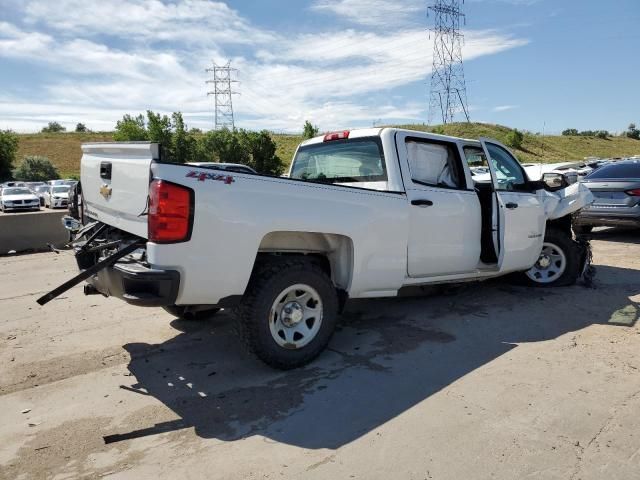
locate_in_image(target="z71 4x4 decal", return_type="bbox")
[185,170,235,184]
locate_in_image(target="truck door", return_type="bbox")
[479,138,546,273]
[396,132,482,278]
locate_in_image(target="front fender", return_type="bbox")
[540,182,594,220]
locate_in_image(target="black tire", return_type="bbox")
[234,258,339,370]
[573,225,593,235]
[520,228,581,287]
[163,305,220,320]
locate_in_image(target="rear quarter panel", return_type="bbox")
[147,164,410,305]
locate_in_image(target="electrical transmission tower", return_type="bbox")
[206,61,238,129]
[427,0,470,124]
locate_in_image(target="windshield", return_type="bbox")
[35,186,49,193]
[586,162,640,180]
[290,137,386,184]
[3,188,32,195]
[52,186,70,193]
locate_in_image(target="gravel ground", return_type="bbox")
[0,228,639,480]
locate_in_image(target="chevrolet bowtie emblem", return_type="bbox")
[100,184,112,199]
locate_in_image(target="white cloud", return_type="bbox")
[0,1,529,132]
[311,0,423,27]
[492,104,519,112]
[22,0,275,45]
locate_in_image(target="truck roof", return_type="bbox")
[299,127,480,147]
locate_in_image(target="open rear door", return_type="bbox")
[80,142,158,238]
[480,138,547,273]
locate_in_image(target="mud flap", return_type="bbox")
[576,237,595,288]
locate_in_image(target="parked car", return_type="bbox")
[32,185,50,206]
[0,187,41,212]
[47,179,77,187]
[43,185,71,209]
[573,159,640,233]
[521,162,593,184]
[186,162,257,174]
[1,181,26,189]
[42,130,593,369]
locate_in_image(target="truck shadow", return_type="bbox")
[113,263,639,449]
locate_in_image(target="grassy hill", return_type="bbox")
[16,123,640,178]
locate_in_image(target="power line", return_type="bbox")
[427,0,470,124]
[206,61,239,130]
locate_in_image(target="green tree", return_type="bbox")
[146,111,172,146]
[302,120,319,139]
[41,121,66,133]
[505,129,524,149]
[562,128,579,136]
[75,123,88,132]
[0,130,19,181]
[114,114,148,141]
[240,130,285,175]
[171,112,198,164]
[200,128,250,165]
[13,156,60,181]
[626,123,640,140]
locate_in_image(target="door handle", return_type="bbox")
[411,199,433,207]
[505,202,518,209]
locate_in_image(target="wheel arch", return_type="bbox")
[256,231,354,292]
[546,213,572,236]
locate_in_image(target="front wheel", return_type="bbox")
[234,258,338,370]
[522,229,580,287]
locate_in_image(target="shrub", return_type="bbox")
[114,114,148,141]
[41,121,66,133]
[562,128,579,136]
[75,123,88,133]
[505,129,524,149]
[0,129,19,182]
[626,123,640,140]
[302,120,319,139]
[14,156,60,182]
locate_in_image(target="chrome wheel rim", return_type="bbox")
[526,242,567,284]
[269,284,323,349]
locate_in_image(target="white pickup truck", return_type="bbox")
[41,128,593,369]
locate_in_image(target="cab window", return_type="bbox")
[484,143,529,192]
[405,139,464,189]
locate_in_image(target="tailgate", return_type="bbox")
[81,142,159,237]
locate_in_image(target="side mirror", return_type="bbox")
[541,172,566,191]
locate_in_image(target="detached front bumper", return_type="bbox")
[83,253,180,307]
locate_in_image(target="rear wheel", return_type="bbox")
[162,305,219,321]
[522,228,580,287]
[234,258,338,370]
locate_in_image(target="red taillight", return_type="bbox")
[323,130,350,142]
[625,188,640,196]
[148,180,193,243]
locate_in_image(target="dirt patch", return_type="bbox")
[1,347,129,396]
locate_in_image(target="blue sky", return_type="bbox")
[0,0,638,133]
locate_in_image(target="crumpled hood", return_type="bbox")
[540,182,594,220]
